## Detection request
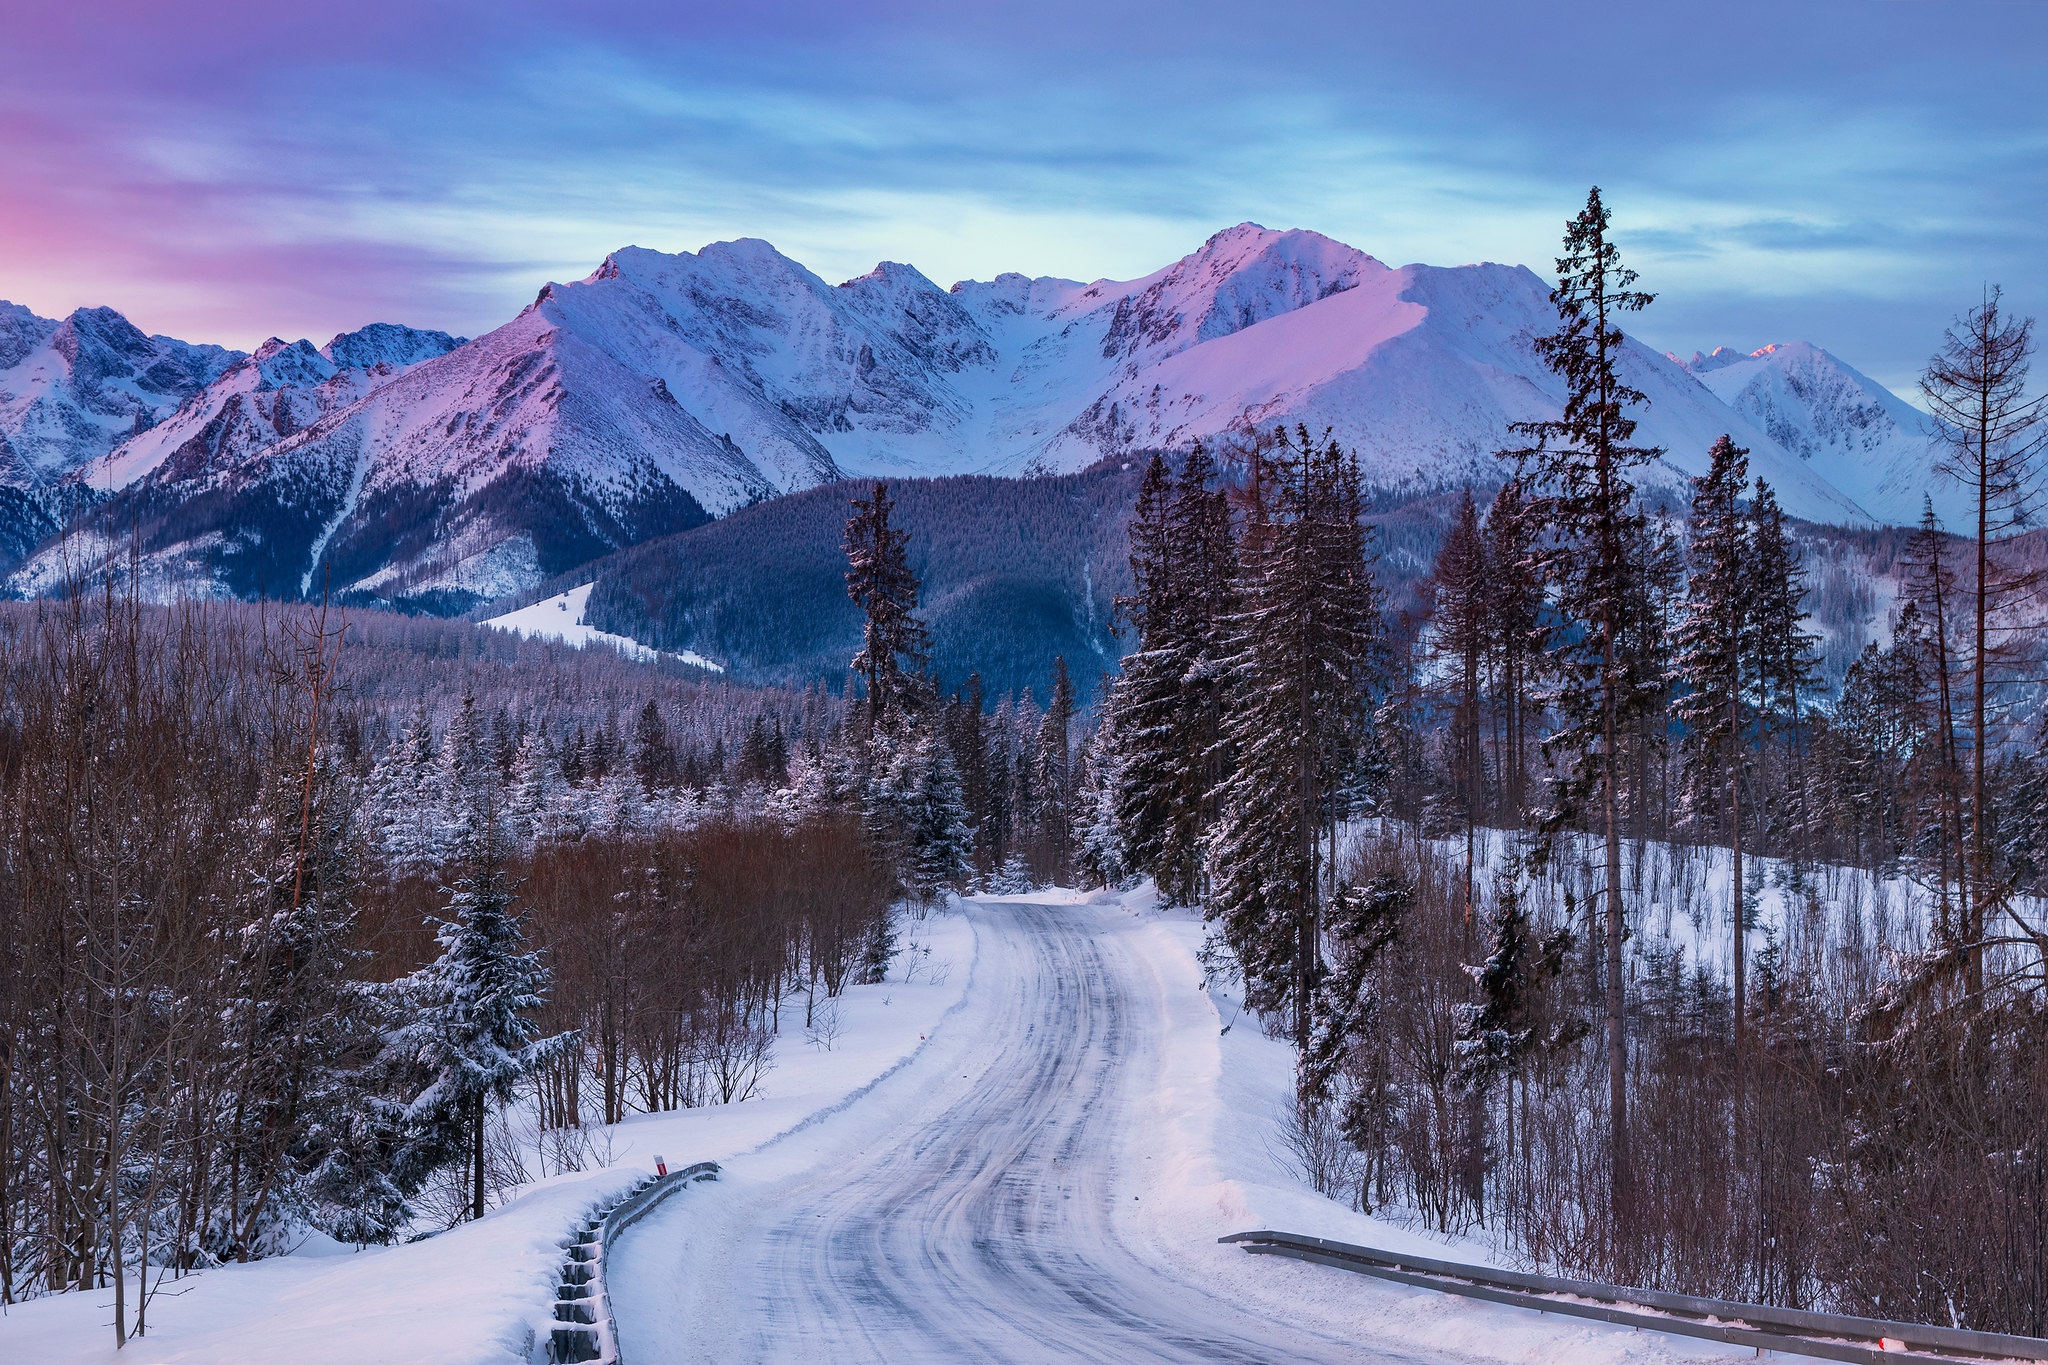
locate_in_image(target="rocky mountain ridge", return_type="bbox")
[4,224,1944,611]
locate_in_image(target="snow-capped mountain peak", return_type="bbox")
[0,301,241,490]
[1681,340,1949,527]
[9,225,1946,612]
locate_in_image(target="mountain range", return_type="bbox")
[0,223,1950,612]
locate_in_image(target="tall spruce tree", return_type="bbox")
[1109,454,1184,886]
[1745,481,1822,858]
[1429,488,1489,919]
[1035,657,1076,884]
[1108,447,1237,904]
[1675,435,1754,1051]
[1500,186,1661,1213]
[845,481,932,735]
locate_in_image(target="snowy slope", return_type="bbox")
[481,582,724,670]
[1680,343,1956,529]
[0,301,240,490]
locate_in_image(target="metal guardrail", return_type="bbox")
[1221,1230,2048,1365]
[545,1162,720,1364]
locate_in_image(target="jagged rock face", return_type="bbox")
[0,301,241,492]
[12,223,1935,612]
[1681,342,1950,528]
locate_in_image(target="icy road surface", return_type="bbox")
[611,898,1446,1363]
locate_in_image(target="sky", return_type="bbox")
[3,1,2043,396]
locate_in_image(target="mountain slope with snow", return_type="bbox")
[12,223,1931,610]
[1681,343,1955,528]
[0,303,242,488]
[85,323,465,493]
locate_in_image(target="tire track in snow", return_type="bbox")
[615,899,1444,1363]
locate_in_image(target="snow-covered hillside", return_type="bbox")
[1680,342,1956,528]
[13,222,1952,611]
[0,301,240,491]
[481,582,724,670]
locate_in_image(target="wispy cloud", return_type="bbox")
[1,0,2041,397]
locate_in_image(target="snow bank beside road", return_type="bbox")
[0,908,974,1364]
[1101,885,1742,1363]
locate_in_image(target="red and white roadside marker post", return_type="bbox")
[653,1155,668,1177]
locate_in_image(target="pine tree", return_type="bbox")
[903,734,974,908]
[1074,713,1127,890]
[374,701,442,870]
[1675,435,1754,1051]
[385,798,574,1222]
[1107,454,1184,888]
[1500,186,1661,1213]
[1745,481,1822,856]
[844,481,933,734]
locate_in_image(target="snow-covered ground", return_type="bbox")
[0,911,972,1363]
[611,888,1744,1363]
[479,583,723,671]
[10,865,1913,1363]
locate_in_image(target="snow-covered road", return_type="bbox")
[610,898,1439,1363]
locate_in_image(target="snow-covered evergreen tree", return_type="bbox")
[868,730,972,908]
[1207,427,1387,1049]
[1074,714,1127,890]
[384,798,574,1222]
[1675,434,1755,1047]
[372,701,443,870]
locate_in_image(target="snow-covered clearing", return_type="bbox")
[612,889,1741,1363]
[479,583,723,671]
[0,911,972,1363]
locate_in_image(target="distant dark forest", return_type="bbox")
[560,453,1471,708]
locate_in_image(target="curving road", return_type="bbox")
[612,899,1446,1364]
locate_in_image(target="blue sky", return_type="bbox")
[4,1,2042,394]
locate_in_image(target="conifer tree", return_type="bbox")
[374,701,442,870]
[1035,656,1075,884]
[844,481,932,735]
[1675,435,1754,1050]
[1074,712,1126,889]
[386,798,574,1222]
[900,734,974,907]
[1501,186,1661,1211]
[633,699,674,794]
[1108,446,1238,903]
[1429,488,1490,917]
[1745,481,1822,856]
[1107,454,1185,887]
[1208,427,1386,1051]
